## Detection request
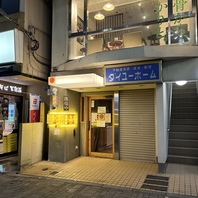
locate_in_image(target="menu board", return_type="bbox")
[47,113,76,126]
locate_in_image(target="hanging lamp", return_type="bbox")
[94,12,105,20]
[103,2,114,11]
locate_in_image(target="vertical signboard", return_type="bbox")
[29,94,40,122]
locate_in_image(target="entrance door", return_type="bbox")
[89,96,114,158]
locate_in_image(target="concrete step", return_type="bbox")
[168,147,198,157]
[172,100,198,108]
[171,107,198,114]
[171,119,198,125]
[167,155,198,165]
[172,92,198,99]
[171,113,198,119]
[170,125,198,132]
[172,82,196,90]
[169,139,198,148]
[169,132,198,140]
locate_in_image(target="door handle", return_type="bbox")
[88,121,90,130]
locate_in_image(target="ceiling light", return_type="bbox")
[143,15,146,19]
[175,81,187,86]
[138,3,141,6]
[103,2,114,11]
[94,12,105,20]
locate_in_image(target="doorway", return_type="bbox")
[88,96,114,158]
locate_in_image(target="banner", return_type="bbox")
[29,94,40,122]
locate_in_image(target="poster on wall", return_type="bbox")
[29,94,40,122]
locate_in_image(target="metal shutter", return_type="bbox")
[120,89,155,163]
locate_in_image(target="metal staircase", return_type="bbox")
[167,82,198,165]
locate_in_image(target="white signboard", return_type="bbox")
[98,106,106,114]
[0,29,23,64]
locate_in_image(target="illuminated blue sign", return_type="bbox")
[104,62,161,85]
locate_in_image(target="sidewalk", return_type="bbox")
[19,156,198,197]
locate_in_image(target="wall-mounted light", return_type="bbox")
[94,12,105,20]
[175,80,187,86]
[103,2,114,11]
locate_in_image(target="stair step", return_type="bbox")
[167,155,198,165]
[170,125,198,132]
[172,93,198,99]
[171,113,198,119]
[172,98,198,104]
[171,119,198,125]
[169,139,198,148]
[171,107,198,114]
[168,147,198,157]
[171,101,198,108]
[173,82,196,89]
[169,132,198,140]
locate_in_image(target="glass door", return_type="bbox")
[89,96,114,158]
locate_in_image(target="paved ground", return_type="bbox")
[0,173,173,198]
[20,157,198,198]
[1,156,198,198]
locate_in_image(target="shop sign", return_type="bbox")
[104,62,162,85]
[0,84,22,93]
[29,94,40,122]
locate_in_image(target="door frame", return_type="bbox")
[88,95,114,158]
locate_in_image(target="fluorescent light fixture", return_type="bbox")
[175,81,187,86]
[103,2,114,11]
[94,12,105,20]
[48,73,104,89]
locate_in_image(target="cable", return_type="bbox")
[0,8,39,49]
[32,51,50,67]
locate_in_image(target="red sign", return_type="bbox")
[29,94,40,122]
[30,110,39,123]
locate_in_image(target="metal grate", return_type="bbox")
[141,175,169,192]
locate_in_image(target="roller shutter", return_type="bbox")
[120,89,155,163]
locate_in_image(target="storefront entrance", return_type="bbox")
[88,96,114,158]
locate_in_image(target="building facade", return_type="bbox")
[0,0,51,159]
[49,0,198,173]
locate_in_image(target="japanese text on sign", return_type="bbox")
[105,62,161,85]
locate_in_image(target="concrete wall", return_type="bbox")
[26,83,50,106]
[18,122,44,170]
[22,0,51,80]
[163,58,198,82]
[48,88,80,162]
[52,0,69,69]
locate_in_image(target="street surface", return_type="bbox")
[0,173,174,198]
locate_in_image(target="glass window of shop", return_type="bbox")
[69,0,196,60]
[70,0,85,34]
[0,95,22,155]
